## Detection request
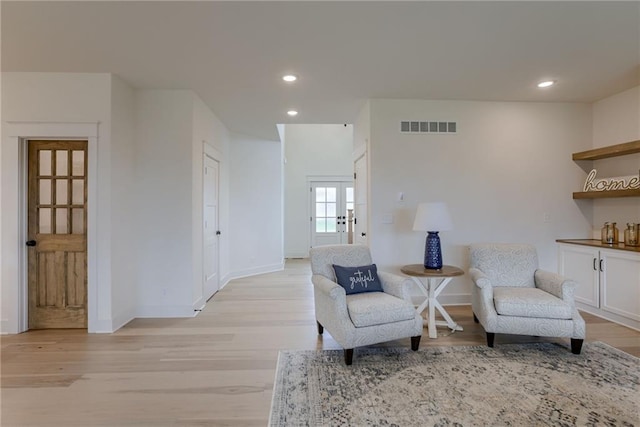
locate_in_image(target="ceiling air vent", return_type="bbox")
[400,121,457,134]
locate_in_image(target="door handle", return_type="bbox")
[26,240,36,247]
[599,259,604,272]
[593,258,597,271]
[361,232,366,237]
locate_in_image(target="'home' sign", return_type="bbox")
[583,169,640,192]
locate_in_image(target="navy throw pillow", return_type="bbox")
[332,264,384,295]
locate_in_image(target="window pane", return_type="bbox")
[316,187,326,202]
[72,180,84,205]
[39,150,52,175]
[56,151,68,176]
[316,218,326,233]
[316,203,325,217]
[72,208,84,234]
[56,208,68,234]
[39,179,52,205]
[56,179,68,205]
[39,208,52,234]
[72,151,84,176]
[327,202,337,218]
[326,218,337,232]
[326,187,337,202]
[346,187,354,203]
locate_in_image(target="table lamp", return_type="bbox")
[413,202,453,269]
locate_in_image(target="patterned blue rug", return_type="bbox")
[269,342,639,426]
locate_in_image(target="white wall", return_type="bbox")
[229,133,284,277]
[1,72,114,333]
[591,86,640,232]
[284,124,354,257]
[366,99,593,303]
[109,75,137,330]
[134,90,195,317]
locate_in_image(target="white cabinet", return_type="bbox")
[558,244,600,308]
[558,241,640,330]
[601,250,640,322]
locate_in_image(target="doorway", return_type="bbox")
[310,181,354,247]
[27,140,88,328]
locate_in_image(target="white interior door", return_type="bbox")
[203,154,220,300]
[354,154,368,246]
[310,181,353,247]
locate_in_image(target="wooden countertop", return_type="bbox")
[556,239,640,253]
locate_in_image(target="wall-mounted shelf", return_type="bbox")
[572,140,640,161]
[572,139,640,200]
[573,189,640,199]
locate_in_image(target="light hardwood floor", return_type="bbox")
[2,259,639,426]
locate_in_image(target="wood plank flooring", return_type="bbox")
[1,259,639,426]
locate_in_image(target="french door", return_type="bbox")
[310,181,354,247]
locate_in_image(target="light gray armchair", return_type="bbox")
[469,243,585,354]
[309,244,423,365]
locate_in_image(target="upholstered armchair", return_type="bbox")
[309,244,423,365]
[469,243,586,354]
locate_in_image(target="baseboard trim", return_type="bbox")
[226,262,285,282]
[109,311,136,333]
[220,273,232,290]
[135,305,199,319]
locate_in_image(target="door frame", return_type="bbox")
[7,121,99,333]
[306,175,352,251]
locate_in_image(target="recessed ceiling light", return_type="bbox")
[282,74,297,83]
[537,80,555,88]
[287,110,298,117]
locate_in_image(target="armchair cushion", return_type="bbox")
[333,264,384,295]
[493,287,573,319]
[346,292,417,327]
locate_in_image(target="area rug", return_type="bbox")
[269,342,639,426]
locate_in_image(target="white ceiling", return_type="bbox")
[2,1,639,140]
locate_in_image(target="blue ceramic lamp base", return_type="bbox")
[424,231,443,270]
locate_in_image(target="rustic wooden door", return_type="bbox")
[27,140,88,329]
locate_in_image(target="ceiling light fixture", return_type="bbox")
[282,74,297,83]
[537,80,555,88]
[287,110,298,117]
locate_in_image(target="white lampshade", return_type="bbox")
[412,202,453,232]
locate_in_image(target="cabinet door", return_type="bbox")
[558,244,599,308]
[601,250,640,321]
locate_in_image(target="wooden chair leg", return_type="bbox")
[344,349,354,365]
[411,335,421,351]
[571,338,583,355]
[317,321,323,335]
[473,313,479,323]
[486,332,495,348]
